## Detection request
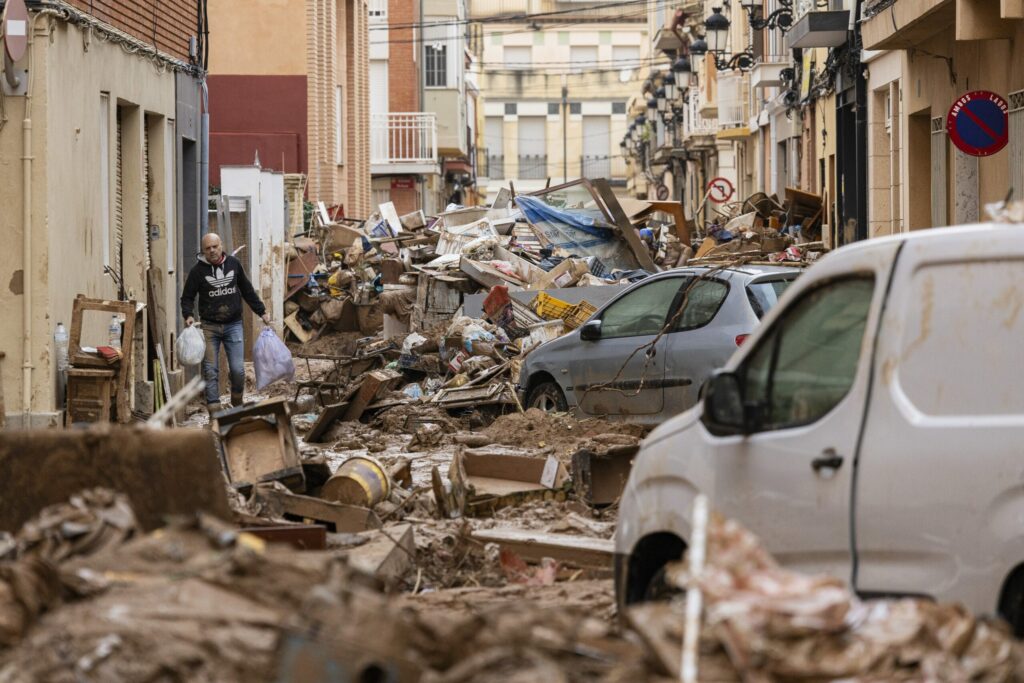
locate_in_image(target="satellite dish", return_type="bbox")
[3,0,29,63]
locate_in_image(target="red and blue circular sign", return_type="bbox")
[946,91,1009,157]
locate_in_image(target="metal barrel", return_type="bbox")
[321,455,391,507]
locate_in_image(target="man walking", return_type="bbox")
[181,233,271,414]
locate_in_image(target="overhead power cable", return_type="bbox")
[370,0,667,31]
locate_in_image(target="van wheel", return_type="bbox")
[527,381,568,413]
[644,564,684,602]
[998,567,1024,637]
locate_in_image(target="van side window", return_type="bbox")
[741,277,874,431]
[599,277,684,339]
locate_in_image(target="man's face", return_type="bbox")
[202,236,223,263]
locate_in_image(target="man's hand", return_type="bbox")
[261,313,272,326]
[185,316,194,327]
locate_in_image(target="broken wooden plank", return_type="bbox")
[592,178,658,273]
[283,310,314,344]
[305,401,350,443]
[341,369,402,421]
[347,524,415,583]
[470,528,614,570]
[242,524,327,550]
[254,485,382,533]
[571,444,639,507]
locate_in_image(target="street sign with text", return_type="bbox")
[946,91,1009,157]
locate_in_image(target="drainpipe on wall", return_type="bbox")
[200,81,209,234]
[20,8,60,423]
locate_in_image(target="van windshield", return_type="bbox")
[747,279,795,319]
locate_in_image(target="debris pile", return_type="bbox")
[3,485,1021,682]
[692,186,829,265]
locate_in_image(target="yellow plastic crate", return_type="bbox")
[532,291,573,321]
[565,300,597,330]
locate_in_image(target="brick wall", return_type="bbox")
[346,0,371,218]
[65,0,200,62]
[388,0,418,112]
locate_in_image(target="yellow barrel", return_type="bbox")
[321,455,391,507]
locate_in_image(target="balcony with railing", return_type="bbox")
[517,154,548,180]
[368,0,387,22]
[683,96,718,143]
[370,113,440,176]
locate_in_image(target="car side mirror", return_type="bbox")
[579,319,602,341]
[702,371,749,435]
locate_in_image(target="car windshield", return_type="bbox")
[746,278,795,319]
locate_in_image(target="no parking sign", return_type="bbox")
[946,91,1009,157]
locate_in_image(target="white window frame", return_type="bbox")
[424,16,456,88]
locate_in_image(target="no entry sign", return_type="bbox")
[3,0,29,63]
[706,177,735,204]
[947,91,1009,157]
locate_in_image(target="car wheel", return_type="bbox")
[999,568,1024,637]
[527,381,568,413]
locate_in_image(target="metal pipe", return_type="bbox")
[200,81,209,233]
[20,9,60,423]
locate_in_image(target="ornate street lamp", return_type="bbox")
[663,72,677,102]
[739,0,794,32]
[646,97,658,119]
[671,55,692,90]
[691,7,755,73]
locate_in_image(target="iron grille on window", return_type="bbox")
[548,102,560,115]
[517,154,547,180]
[485,152,505,179]
[580,155,611,179]
[612,102,627,115]
[425,44,447,87]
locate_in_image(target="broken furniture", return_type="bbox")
[64,368,116,426]
[571,439,640,507]
[212,397,305,495]
[435,448,570,517]
[470,528,614,572]
[253,484,383,533]
[68,295,137,423]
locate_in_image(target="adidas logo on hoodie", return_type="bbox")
[204,266,237,297]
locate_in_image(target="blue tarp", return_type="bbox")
[514,196,614,240]
[514,195,638,271]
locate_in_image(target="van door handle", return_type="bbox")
[812,449,844,472]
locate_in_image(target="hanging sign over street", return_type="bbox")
[946,91,1009,157]
[706,177,735,204]
[3,0,29,63]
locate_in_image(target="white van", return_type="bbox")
[614,224,1024,632]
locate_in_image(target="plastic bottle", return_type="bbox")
[54,323,69,371]
[55,322,69,409]
[108,315,122,350]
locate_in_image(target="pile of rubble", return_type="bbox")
[2,484,1021,682]
[276,178,832,421]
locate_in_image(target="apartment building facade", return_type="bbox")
[629,1,859,247]
[861,0,1024,234]
[207,0,372,219]
[471,0,646,201]
[0,0,207,426]
[367,0,477,214]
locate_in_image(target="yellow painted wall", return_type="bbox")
[0,16,180,421]
[208,0,308,76]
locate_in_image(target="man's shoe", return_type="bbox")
[206,402,223,417]
[230,392,244,408]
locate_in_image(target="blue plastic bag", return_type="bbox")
[253,327,294,390]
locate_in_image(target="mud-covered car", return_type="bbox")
[516,264,802,425]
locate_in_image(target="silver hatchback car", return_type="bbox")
[517,264,803,424]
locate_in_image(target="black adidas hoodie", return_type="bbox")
[180,253,266,324]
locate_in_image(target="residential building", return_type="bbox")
[369,0,478,213]
[629,1,859,246]
[861,0,1024,234]
[207,0,372,219]
[471,0,647,201]
[0,0,207,426]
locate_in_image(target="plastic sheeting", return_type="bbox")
[514,195,638,272]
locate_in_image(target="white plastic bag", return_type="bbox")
[253,327,294,389]
[175,324,206,367]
